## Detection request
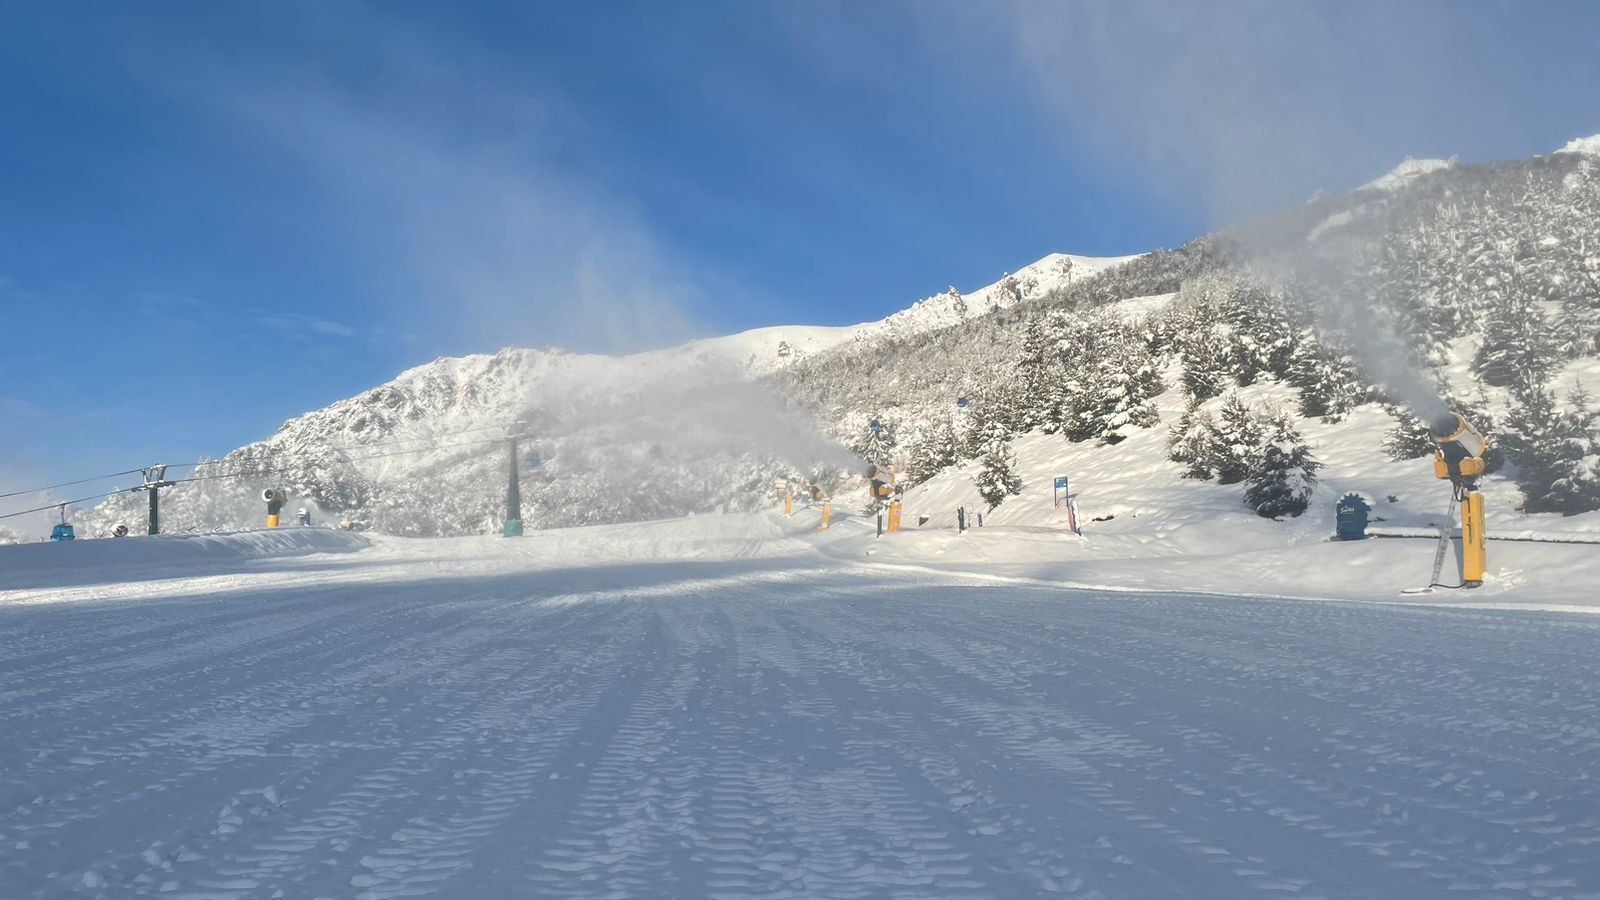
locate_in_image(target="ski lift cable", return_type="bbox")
[0,468,147,500]
[0,490,129,521]
[0,433,528,522]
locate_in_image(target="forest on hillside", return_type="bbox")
[783,150,1600,518]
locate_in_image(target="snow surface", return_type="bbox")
[0,528,369,591]
[4,516,1600,898]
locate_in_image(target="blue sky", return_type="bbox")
[3,1,1600,498]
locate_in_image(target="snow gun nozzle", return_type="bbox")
[1430,412,1464,441]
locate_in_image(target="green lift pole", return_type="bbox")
[504,434,524,537]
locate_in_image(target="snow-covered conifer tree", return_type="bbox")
[905,417,958,486]
[1500,381,1600,514]
[1209,392,1264,485]
[1472,285,1560,387]
[1287,333,1367,422]
[1179,327,1230,403]
[854,416,896,469]
[1381,405,1437,461]
[974,436,1022,510]
[1167,405,1222,480]
[1243,411,1321,518]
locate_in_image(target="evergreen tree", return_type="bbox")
[972,413,1013,456]
[1471,286,1560,387]
[1017,317,1052,430]
[1097,350,1163,445]
[1210,393,1264,485]
[1218,281,1296,386]
[1061,335,1163,445]
[1034,310,1073,434]
[1167,405,1222,480]
[1381,405,1437,461]
[960,391,1005,459]
[1179,325,1230,402]
[1287,332,1367,422]
[974,437,1022,510]
[854,416,896,469]
[1500,381,1600,514]
[1244,411,1322,518]
[906,417,958,486]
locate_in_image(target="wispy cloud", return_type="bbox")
[166,22,719,357]
[932,0,1531,224]
[130,292,356,344]
[255,312,356,341]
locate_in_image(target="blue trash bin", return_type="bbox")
[1334,493,1371,541]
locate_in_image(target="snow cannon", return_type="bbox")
[262,488,287,529]
[806,481,833,532]
[1430,413,1487,490]
[864,464,901,534]
[865,464,894,502]
[1429,412,1486,587]
[774,480,795,518]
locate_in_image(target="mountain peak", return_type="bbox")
[1359,155,1458,193]
[1555,133,1600,156]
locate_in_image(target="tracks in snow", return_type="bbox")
[3,557,1599,898]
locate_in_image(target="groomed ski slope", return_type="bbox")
[4,517,1600,899]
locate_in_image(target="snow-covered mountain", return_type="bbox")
[75,133,1600,540]
[75,254,1140,536]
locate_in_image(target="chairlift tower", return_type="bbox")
[134,465,175,535]
[505,421,532,537]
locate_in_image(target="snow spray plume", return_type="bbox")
[1223,208,1449,422]
[538,360,860,475]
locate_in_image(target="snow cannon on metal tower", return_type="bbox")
[1430,412,1487,587]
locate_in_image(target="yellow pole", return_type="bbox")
[784,494,794,517]
[1461,491,1485,586]
[266,514,279,529]
[818,502,831,531]
[886,502,902,533]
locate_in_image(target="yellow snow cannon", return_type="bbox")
[1430,412,1487,587]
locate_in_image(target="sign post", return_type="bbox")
[1054,476,1082,535]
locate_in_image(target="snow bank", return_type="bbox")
[0,528,370,591]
